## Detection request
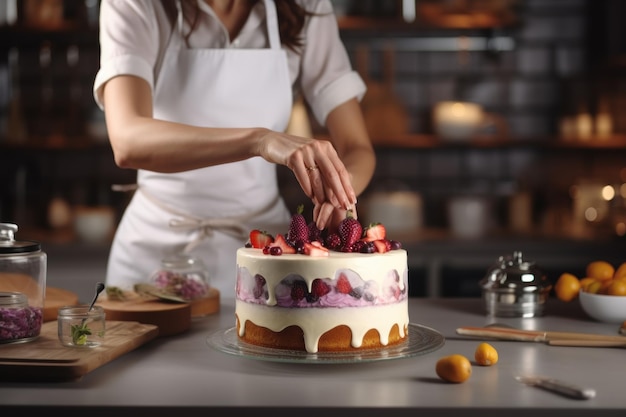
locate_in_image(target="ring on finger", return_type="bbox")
[306,165,319,173]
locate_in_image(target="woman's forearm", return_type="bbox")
[103,75,266,173]
[325,98,376,198]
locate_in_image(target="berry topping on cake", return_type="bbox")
[249,229,274,249]
[287,204,309,245]
[245,205,403,256]
[270,234,296,254]
[364,223,386,242]
[325,233,342,250]
[373,239,392,254]
[307,221,323,243]
[303,241,329,257]
[338,210,362,251]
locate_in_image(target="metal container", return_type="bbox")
[480,251,551,317]
[0,223,46,343]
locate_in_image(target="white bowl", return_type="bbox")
[73,206,115,243]
[579,290,626,323]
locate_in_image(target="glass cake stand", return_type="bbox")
[206,323,445,364]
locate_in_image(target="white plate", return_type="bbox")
[207,323,445,364]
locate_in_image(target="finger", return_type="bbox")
[315,153,356,210]
[314,202,335,230]
[306,163,327,206]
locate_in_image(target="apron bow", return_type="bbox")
[169,217,247,253]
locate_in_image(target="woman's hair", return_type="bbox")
[160,0,316,52]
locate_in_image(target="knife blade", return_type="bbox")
[515,375,596,400]
[456,326,626,343]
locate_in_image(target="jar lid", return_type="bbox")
[161,254,205,270]
[0,292,28,307]
[480,251,551,293]
[0,223,41,254]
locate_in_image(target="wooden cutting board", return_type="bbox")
[97,293,192,337]
[44,287,80,322]
[96,288,220,336]
[0,273,79,322]
[0,320,158,382]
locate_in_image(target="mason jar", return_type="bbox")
[0,223,46,344]
[57,305,106,348]
[150,254,211,301]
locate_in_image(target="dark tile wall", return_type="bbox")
[318,0,626,234]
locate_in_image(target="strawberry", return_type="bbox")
[310,279,331,298]
[287,204,309,245]
[270,233,296,254]
[291,280,307,301]
[338,210,362,251]
[249,229,274,249]
[373,239,392,253]
[303,241,329,257]
[363,223,386,242]
[336,273,352,294]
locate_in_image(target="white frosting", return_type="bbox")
[235,248,409,353]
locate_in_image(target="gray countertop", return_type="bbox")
[1,296,624,416]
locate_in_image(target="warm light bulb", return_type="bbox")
[601,185,615,201]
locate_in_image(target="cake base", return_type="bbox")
[236,315,407,352]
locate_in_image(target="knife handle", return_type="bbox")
[535,378,596,400]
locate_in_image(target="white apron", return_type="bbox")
[106,0,292,297]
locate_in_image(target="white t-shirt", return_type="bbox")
[93,0,366,125]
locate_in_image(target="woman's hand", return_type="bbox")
[258,98,374,230]
[257,131,357,222]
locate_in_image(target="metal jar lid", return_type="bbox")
[481,251,551,294]
[480,251,552,317]
[0,223,41,254]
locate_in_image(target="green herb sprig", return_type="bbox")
[71,322,92,345]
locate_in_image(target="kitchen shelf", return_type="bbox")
[369,134,626,150]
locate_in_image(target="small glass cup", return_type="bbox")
[57,305,105,348]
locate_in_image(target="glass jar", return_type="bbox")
[57,305,105,348]
[150,255,211,301]
[0,223,46,344]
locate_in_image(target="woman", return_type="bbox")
[93,0,375,296]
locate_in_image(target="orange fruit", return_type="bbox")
[436,354,472,383]
[585,279,604,294]
[474,342,498,366]
[586,261,615,281]
[579,277,597,292]
[606,279,626,296]
[554,273,581,302]
[614,263,626,279]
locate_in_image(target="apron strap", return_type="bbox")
[264,0,281,50]
[136,186,280,253]
[175,0,184,36]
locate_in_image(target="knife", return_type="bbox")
[456,326,626,343]
[515,375,596,400]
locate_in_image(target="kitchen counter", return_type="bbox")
[1,297,624,416]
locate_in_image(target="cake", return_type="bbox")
[235,207,409,353]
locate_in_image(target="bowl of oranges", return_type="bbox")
[555,260,626,323]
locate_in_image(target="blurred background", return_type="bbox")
[1,0,626,298]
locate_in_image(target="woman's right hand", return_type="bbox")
[257,130,357,227]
